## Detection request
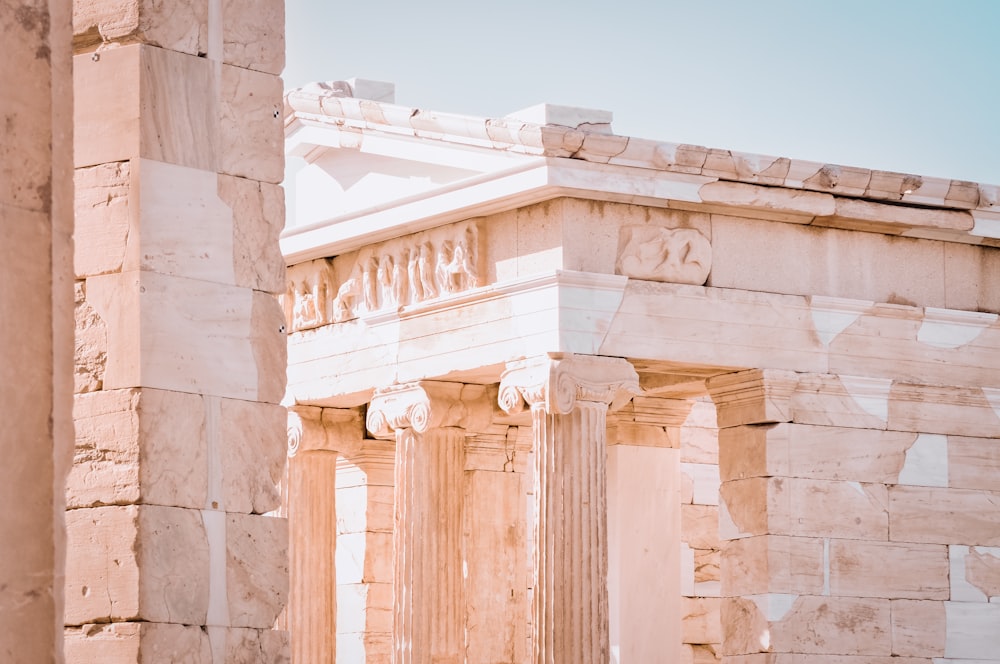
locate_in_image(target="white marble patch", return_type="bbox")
[944,601,1000,659]
[809,296,872,346]
[748,593,799,622]
[840,374,892,423]
[918,308,997,349]
[717,497,748,541]
[680,462,720,506]
[983,388,1000,421]
[898,433,949,487]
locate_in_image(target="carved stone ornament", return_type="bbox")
[615,225,711,285]
[366,381,492,438]
[497,353,641,416]
[287,405,364,456]
[285,220,481,332]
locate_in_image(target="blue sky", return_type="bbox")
[285,1,999,184]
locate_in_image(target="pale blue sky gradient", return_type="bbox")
[285,1,999,184]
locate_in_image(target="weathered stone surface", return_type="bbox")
[890,599,945,657]
[69,388,208,509]
[219,64,283,183]
[890,485,1000,546]
[64,622,212,663]
[721,477,888,540]
[719,423,914,483]
[682,503,720,550]
[222,0,284,74]
[65,505,210,626]
[948,434,1000,491]
[74,280,108,393]
[829,540,948,599]
[226,513,288,628]
[218,173,286,294]
[682,597,721,645]
[721,536,824,597]
[722,595,891,656]
[74,161,130,278]
[221,626,291,663]
[73,0,208,55]
[75,45,217,170]
[251,290,288,404]
[219,399,286,514]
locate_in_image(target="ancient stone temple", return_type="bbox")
[282,81,1000,663]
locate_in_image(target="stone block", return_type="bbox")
[787,374,890,430]
[218,173,286,294]
[682,503,720,550]
[65,505,209,626]
[829,540,948,599]
[219,64,283,183]
[681,425,719,463]
[950,544,1000,602]
[74,280,108,393]
[335,532,393,585]
[75,45,216,170]
[948,434,1000,491]
[64,622,212,662]
[73,0,208,55]
[337,582,394,634]
[887,382,1000,438]
[721,536,824,597]
[722,595,891,656]
[85,270,277,401]
[219,399,286,514]
[74,161,130,278]
[718,423,915,484]
[943,601,1000,659]
[891,599,945,657]
[681,462,721,505]
[890,485,1000,546]
[222,0,284,74]
[682,596,721,645]
[226,513,288,628]
[681,643,722,663]
[69,388,208,509]
[214,626,290,663]
[720,478,888,541]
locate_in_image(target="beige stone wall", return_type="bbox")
[65,0,288,659]
[0,0,74,661]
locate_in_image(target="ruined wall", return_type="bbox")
[65,0,289,659]
[0,0,73,661]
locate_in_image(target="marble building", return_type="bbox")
[282,80,1000,663]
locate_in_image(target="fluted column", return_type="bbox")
[499,353,639,664]
[287,407,365,664]
[367,382,491,664]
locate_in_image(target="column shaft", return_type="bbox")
[532,402,609,664]
[394,427,465,664]
[289,450,338,663]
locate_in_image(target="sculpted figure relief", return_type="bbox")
[615,225,711,285]
[286,221,482,330]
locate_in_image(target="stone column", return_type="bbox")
[65,0,288,659]
[287,407,365,664]
[498,353,639,664]
[707,369,1000,661]
[0,0,73,661]
[367,382,491,664]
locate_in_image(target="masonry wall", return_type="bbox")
[65,0,289,659]
[0,0,74,660]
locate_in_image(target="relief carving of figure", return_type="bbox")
[362,255,379,311]
[392,249,409,306]
[408,247,424,303]
[331,266,361,322]
[418,241,437,299]
[377,254,394,306]
[440,226,478,293]
[289,257,335,331]
[435,240,454,293]
[615,225,712,285]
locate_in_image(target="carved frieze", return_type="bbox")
[615,225,711,285]
[498,353,640,415]
[285,221,482,332]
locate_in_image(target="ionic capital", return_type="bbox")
[287,405,365,456]
[498,353,640,416]
[366,381,492,438]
